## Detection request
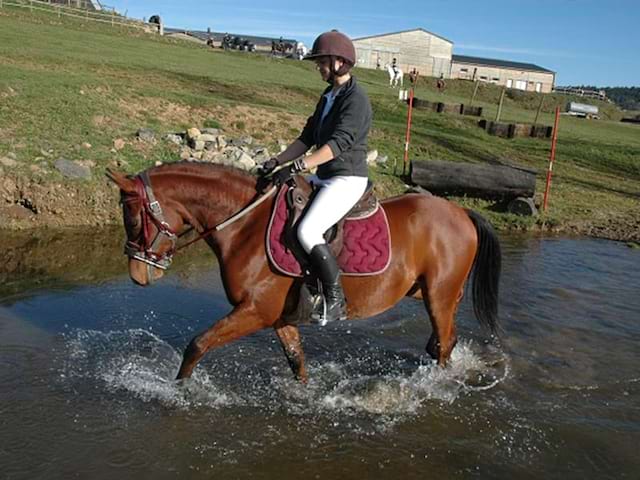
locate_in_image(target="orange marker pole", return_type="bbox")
[403,87,415,176]
[543,106,561,212]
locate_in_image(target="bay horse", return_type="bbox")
[107,163,501,383]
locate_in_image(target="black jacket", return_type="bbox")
[298,76,372,179]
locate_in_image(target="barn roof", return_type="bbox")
[452,54,554,74]
[353,28,453,45]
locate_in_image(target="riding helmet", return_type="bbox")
[305,30,356,66]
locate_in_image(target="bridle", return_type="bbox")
[122,171,179,270]
[121,171,278,273]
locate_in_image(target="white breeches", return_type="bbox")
[297,175,369,253]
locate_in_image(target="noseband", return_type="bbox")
[123,171,177,270]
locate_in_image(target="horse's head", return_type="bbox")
[107,169,190,286]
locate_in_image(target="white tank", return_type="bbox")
[567,102,599,115]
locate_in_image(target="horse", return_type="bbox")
[107,163,501,383]
[385,64,404,88]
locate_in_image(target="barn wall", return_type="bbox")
[450,62,555,93]
[353,29,453,78]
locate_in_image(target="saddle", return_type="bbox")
[266,177,391,277]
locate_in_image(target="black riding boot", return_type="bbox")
[308,244,347,325]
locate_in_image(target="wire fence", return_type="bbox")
[0,0,159,32]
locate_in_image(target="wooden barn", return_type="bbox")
[352,28,453,78]
[451,55,556,93]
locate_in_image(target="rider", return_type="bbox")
[259,30,372,325]
[391,57,399,75]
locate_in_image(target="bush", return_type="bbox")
[203,118,221,129]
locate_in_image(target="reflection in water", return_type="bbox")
[0,232,639,478]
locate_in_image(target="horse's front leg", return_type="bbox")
[176,304,266,379]
[273,319,308,383]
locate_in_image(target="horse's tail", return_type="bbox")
[466,210,501,335]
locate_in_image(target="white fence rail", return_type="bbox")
[0,0,158,32]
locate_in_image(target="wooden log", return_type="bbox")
[461,105,483,117]
[530,125,553,138]
[487,121,511,137]
[509,123,532,138]
[410,159,537,199]
[507,197,538,216]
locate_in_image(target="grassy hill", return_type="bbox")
[1,6,639,240]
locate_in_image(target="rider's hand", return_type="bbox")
[271,164,295,186]
[270,158,307,186]
[258,158,279,176]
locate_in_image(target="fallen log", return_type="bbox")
[410,159,537,199]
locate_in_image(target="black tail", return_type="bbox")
[466,210,501,335]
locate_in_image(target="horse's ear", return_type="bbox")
[106,168,136,194]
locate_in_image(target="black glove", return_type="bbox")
[271,164,296,186]
[270,158,307,186]
[258,158,279,176]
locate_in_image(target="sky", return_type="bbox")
[105,0,639,87]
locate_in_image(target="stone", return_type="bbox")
[54,158,92,180]
[179,147,191,160]
[191,140,205,151]
[82,142,92,149]
[236,152,256,171]
[199,134,218,143]
[113,138,126,150]
[192,151,203,160]
[165,133,183,145]
[154,161,163,167]
[40,149,52,157]
[376,155,389,165]
[187,127,201,140]
[204,141,217,151]
[0,156,17,167]
[7,152,16,160]
[366,149,378,163]
[216,136,227,149]
[137,128,156,142]
[201,128,220,136]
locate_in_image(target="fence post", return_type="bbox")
[534,94,545,126]
[495,87,506,122]
[469,80,480,107]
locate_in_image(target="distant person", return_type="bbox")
[259,30,372,325]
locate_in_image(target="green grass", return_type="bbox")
[1,6,639,237]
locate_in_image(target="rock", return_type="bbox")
[1,204,36,220]
[236,152,256,171]
[187,128,201,140]
[191,140,206,151]
[29,164,41,173]
[376,155,389,165]
[199,134,218,143]
[252,148,271,164]
[201,128,221,136]
[155,161,163,167]
[113,138,126,150]
[7,152,17,160]
[40,149,52,157]
[54,158,92,180]
[179,147,191,160]
[366,149,378,164]
[216,136,227,149]
[192,151,203,160]
[137,128,156,142]
[0,156,17,167]
[165,133,183,145]
[204,141,217,151]
[82,142,92,149]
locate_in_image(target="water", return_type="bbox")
[0,229,638,479]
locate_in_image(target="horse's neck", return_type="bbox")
[154,168,257,231]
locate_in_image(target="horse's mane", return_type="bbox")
[147,161,256,186]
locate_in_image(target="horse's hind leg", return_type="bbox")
[176,304,266,379]
[273,320,308,383]
[422,279,464,366]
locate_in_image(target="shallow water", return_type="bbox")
[0,230,638,479]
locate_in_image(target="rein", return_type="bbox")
[123,172,276,269]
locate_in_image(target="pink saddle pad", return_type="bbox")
[266,186,391,277]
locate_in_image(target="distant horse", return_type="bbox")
[107,163,501,382]
[295,42,308,60]
[271,40,295,56]
[385,64,404,87]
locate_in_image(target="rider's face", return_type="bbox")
[315,57,344,81]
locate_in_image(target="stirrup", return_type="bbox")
[310,295,347,326]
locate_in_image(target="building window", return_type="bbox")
[460,68,468,72]
[492,77,500,81]
[507,79,513,88]
[480,75,487,80]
